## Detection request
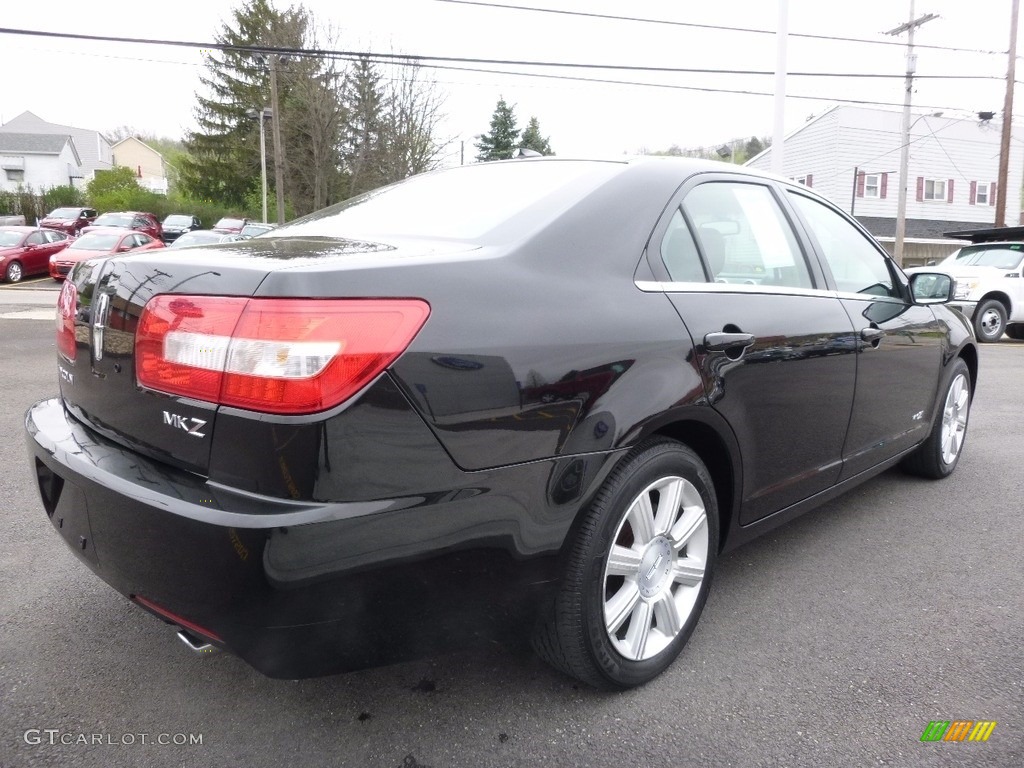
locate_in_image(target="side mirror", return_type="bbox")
[117,244,133,252]
[910,272,954,304]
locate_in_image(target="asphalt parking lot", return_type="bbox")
[0,288,1021,768]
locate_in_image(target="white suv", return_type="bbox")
[908,232,1024,342]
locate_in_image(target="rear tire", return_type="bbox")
[972,299,1007,342]
[532,439,718,689]
[5,260,23,283]
[901,358,971,479]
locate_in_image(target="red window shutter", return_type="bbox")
[880,173,888,199]
[856,171,865,197]
[990,182,997,206]
[805,174,813,188]
[916,177,924,202]
[947,179,954,203]
[969,181,977,205]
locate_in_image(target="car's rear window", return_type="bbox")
[47,208,80,219]
[94,214,133,227]
[164,215,193,226]
[276,160,623,242]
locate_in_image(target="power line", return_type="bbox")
[0,26,1004,81]
[435,0,1006,56]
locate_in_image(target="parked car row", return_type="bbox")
[0,208,275,282]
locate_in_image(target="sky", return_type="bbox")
[0,0,1019,165]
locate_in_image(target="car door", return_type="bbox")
[785,190,944,478]
[22,230,49,273]
[644,176,859,524]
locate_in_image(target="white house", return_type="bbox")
[0,133,82,192]
[0,111,113,188]
[746,106,1023,245]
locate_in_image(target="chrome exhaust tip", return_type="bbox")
[176,629,220,655]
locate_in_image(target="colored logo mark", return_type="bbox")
[921,720,997,742]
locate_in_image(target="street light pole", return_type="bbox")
[258,108,268,224]
[995,0,1019,227]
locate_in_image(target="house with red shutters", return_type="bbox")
[746,105,1022,262]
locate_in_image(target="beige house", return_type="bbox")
[111,136,168,194]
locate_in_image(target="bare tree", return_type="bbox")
[380,59,448,183]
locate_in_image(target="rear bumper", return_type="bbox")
[24,397,597,678]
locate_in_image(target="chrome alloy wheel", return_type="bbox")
[978,308,1003,338]
[6,261,22,282]
[940,372,970,465]
[602,476,709,661]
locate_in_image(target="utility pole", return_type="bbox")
[888,1,937,266]
[268,54,287,225]
[995,0,1019,228]
[771,0,788,175]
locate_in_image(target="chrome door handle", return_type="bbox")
[704,332,756,352]
[860,327,885,342]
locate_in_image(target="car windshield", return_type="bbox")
[47,208,80,219]
[240,224,272,237]
[276,160,622,242]
[93,214,133,228]
[0,231,24,246]
[171,232,229,247]
[944,244,1024,270]
[163,215,193,226]
[70,233,120,251]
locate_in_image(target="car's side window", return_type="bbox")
[26,231,45,245]
[679,182,812,288]
[659,209,708,282]
[788,193,899,299]
[43,231,63,243]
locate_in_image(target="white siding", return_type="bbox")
[0,112,112,181]
[747,106,1023,223]
[0,147,78,192]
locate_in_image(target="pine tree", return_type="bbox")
[341,56,387,197]
[180,0,307,209]
[519,116,554,156]
[475,97,519,162]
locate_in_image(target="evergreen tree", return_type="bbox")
[180,0,307,209]
[744,136,765,159]
[341,56,387,197]
[475,97,519,161]
[519,116,554,156]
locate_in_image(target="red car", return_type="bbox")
[39,207,98,236]
[212,216,249,234]
[0,226,71,282]
[49,228,164,280]
[83,211,162,241]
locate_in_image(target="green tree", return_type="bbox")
[341,56,387,197]
[744,136,766,160]
[475,97,519,161]
[519,116,553,156]
[180,0,308,209]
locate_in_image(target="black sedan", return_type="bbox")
[25,158,976,689]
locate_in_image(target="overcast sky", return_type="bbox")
[0,0,1018,163]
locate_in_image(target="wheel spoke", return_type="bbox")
[671,557,705,588]
[627,492,656,546]
[605,581,641,635]
[652,591,683,638]
[652,478,683,536]
[624,599,654,659]
[606,544,642,577]
[670,506,707,552]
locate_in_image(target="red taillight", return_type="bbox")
[56,280,77,361]
[136,296,430,414]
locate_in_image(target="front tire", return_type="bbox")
[533,439,719,689]
[901,358,971,479]
[973,299,1007,342]
[1005,323,1024,341]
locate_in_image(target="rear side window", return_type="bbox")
[789,193,899,298]
[662,182,812,288]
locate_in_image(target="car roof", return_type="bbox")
[943,225,1024,244]
[0,226,60,233]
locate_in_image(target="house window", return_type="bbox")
[864,174,880,198]
[794,174,813,187]
[975,182,990,205]
[5,169,24,182]
[924,179,946,201]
